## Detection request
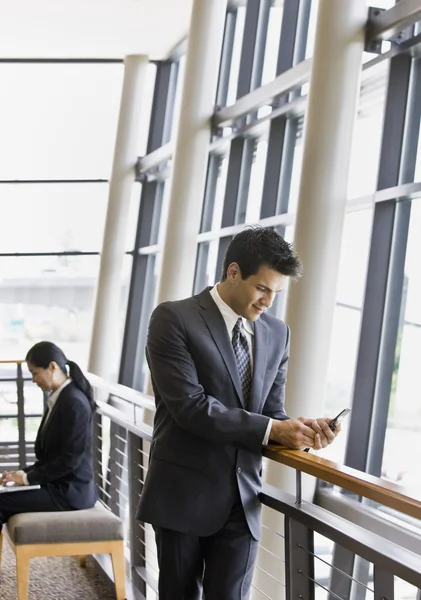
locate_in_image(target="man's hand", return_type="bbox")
[303,418,340,449]
[1,471,25,486]
[269,418,318,449]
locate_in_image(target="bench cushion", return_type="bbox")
[6,502,124,545]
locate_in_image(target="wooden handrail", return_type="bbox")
[0,359,24,364]
[263,445,421,521]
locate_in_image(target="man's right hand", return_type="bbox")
[269,418,318,449]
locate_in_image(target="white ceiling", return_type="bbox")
[0,0,193,59]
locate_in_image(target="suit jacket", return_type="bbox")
[24,382,98,510]
[136,288,289,540]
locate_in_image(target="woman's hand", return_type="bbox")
[1,471,25,486]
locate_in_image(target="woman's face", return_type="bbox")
[27,361,56,392]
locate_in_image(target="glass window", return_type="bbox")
[305,0,319,59]
[288,125,304,214]
[170,56,186,141]
[348,63,388,198]
[126,182,142,252]
[0,183,108,253]
[226,7,247,105]
[321,208,374,463]
[0,254,132,375]
[415,111,421,181]
[0,63,123,180]
[245,139,268,222]
[382,200,421,495]
[261,3,284,85]
[136,63,158,157]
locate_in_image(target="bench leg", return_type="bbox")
[110,541,126,600]
[78,555,88,568]
[15,547,30,600]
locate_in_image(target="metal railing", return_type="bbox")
[1,361,421,600]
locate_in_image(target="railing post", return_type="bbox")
[296,469,302,504]
[374,566,394,600]
[16,362,26,468]
[127,431,147,596]
[285,516,315,600]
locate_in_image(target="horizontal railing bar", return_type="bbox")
[263,446,421,520]
[88,372,155,411]
[109,461,128,474]
[134,565,159,594]
[97,487,111,500]
[96,402,153,442]
[316,488,421,556]
[0,360,24,364]
[254,563,285,586]
[261,483,421,588]
[299,571,342,600]
[367,0,421,42]
[261,523,285,539]
[258,544,285,563]
[250,582,273,599]
[135,550,159,575]
[137,447,150,459]
[299,545,374,592]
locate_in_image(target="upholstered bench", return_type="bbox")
[0,502,126,600]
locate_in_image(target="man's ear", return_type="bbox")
[226,262,241,281]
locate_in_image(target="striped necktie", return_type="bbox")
[232,318,252,407]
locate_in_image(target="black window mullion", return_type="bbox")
[200,154,223,233]
[345,53,413,474]
[221,0,272,229]
[236,0,272,99]
[146,62,172,153]
[260,0,311,219]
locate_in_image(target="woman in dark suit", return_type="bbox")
[0,341,98,532]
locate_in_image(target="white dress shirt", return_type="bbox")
[209,285,272,445]
[18,378,72,485]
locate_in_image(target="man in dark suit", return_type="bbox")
[137,227,337,599]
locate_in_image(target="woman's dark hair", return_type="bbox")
[221,226,303,281]
[25,341,95,412]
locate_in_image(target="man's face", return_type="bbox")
[227,264,287,321]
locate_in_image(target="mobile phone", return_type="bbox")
[329,408,351,431]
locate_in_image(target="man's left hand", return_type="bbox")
[301,418,339,450]
[1,471,25,486]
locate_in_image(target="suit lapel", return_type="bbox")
[250,317,268,413]
[197,289,245,407]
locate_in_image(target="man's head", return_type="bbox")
[218,226,302,321]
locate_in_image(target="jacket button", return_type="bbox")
[236,467,241,474]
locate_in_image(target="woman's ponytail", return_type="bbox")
[67,360,96,412]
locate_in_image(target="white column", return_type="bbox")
[284,0,366,445]
[156,0,227,304]
[88,55,149,379]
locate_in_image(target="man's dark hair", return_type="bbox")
[221,226,303,281]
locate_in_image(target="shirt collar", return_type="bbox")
[47,378,72,410]
[209,284,254,336]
